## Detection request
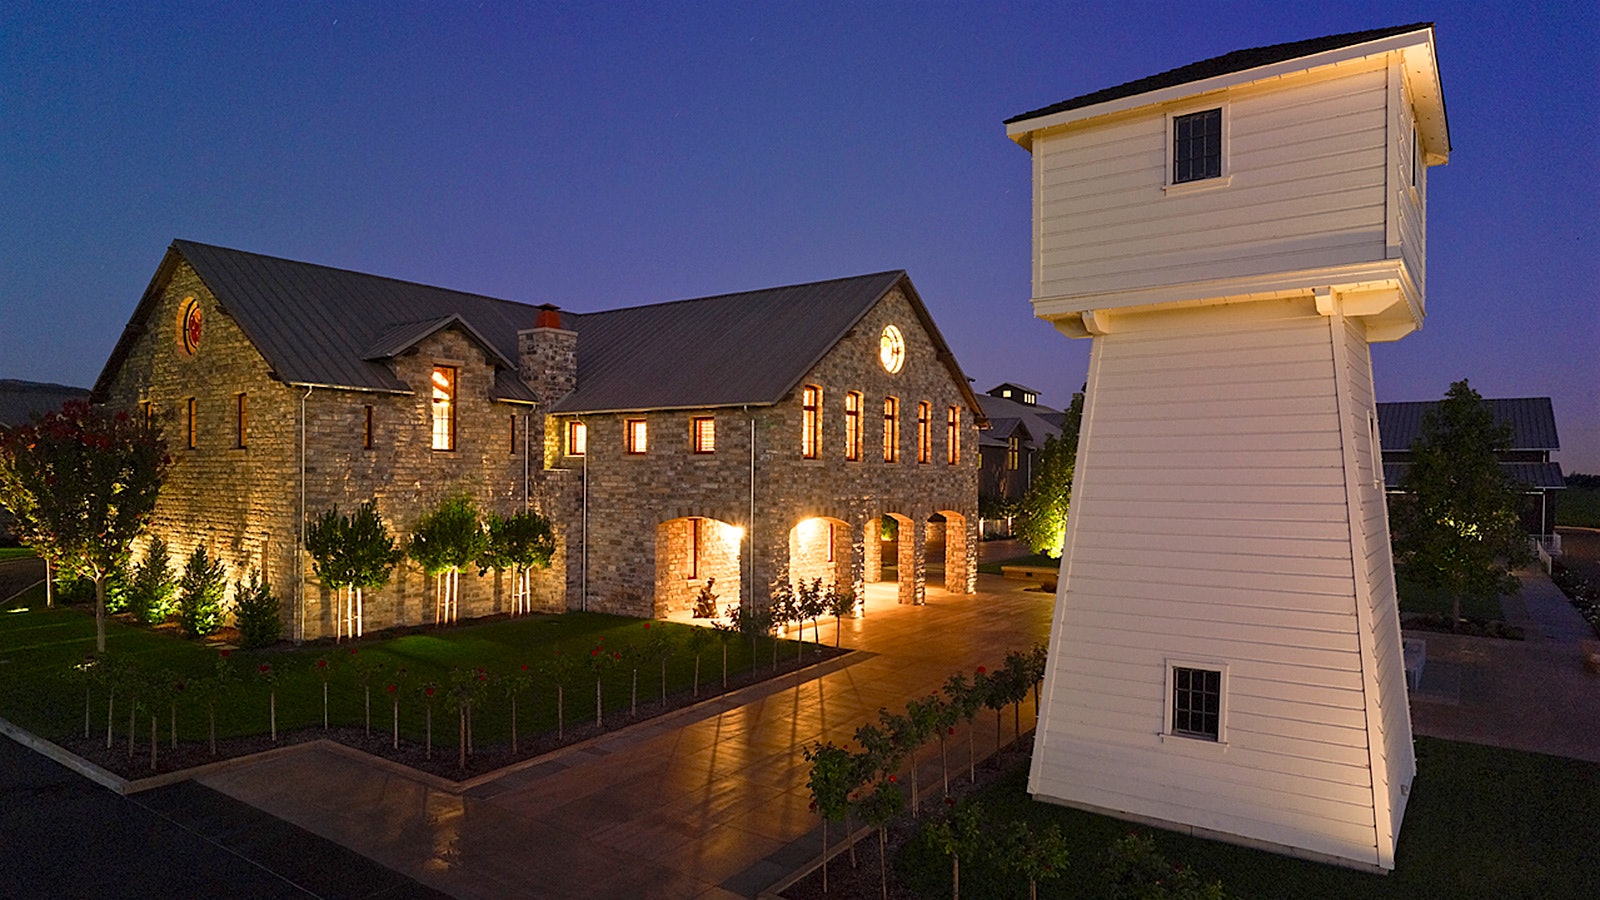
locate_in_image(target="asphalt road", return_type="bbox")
[0,733,449,900]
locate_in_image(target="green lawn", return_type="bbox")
[0,546,39,561]
[1558,486,1600,528]
[1394,573,1504,620]
[896,737,1600,899]
[0,601,813,751]
[977,552,1059,575]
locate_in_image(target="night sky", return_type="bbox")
[3,2,1595,470]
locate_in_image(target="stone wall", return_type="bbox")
[101,260,566,641]
[547,286,979,617]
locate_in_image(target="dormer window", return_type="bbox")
[1172,108,1223,184]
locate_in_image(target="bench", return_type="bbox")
[1001,564,1059,591]
[1403,637,1426,690]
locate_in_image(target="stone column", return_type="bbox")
[862,516,882,583]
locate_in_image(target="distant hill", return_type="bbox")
[0,379,90,428]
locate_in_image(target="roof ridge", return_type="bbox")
[570,269,907,319]
[1005,22,1434,124]
[172,239,546,315]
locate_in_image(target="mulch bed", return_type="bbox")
[1400,613,1524,640]
[780,735,1037,900]
[55,644,850,783]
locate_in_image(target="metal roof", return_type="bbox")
[552,271,912,413]
[1005,23,1434,125]
[0,379,89,428]
[973,392,1063,449]
[1384,461,1566,491]
[93,242,985,418]
[1376,398,1560,453]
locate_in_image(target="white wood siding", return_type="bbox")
[1033,58,1392,301]
[1391,67,1428,303]
[1029,311,1402,867]
[1340,315,1415,846]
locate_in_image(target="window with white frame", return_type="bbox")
[1167,664,1224,742]
[1171,107,1223,185]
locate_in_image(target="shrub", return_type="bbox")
[176,546,226,638]
[127,537,177,624]
[231,568,282,649]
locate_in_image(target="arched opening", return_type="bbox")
[787,516,851,590]
[654,516,742,617]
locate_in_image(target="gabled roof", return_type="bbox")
[1376,397,1560,453]
[974,391,1063,449]
[1006,23,1448,161]
[93,241,985,420]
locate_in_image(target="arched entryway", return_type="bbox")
[787,516,851,590]
[655,516,742,617]
[868,512,923,605]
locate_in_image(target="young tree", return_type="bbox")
[1017,391,1084,559]
[801,741,860,894]
[307,501,401,639]
[176,545,226,638]
[410,495,486,625]
[0,400,168,651]
[232,568,283,649]
[479,509,555,615]
[926,799,988,900]
[827,581,857,647]
[127,536,177,625]
[1391,380,1532,628]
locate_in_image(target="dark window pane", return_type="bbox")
[1173,109,1222,184]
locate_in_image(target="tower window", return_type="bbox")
[568,420,587,456]
[185,397,196,449]
[363,405,374,450]
[946,406,960,465]
[235,393,247,448]
[1172,108,1222,184]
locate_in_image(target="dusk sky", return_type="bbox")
[3,1,1595,470]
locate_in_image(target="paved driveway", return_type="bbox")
[195,576,1055,899]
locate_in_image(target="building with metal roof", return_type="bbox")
[92,241,984,638]
[1377,396,1564,539]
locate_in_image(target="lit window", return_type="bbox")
[626,418,648,454]
[363,405,374,450]
[235,393,247,449]
[431,366,456,451]
[916,401,930,464]
[185,397,196,449]
[883,397,899,462]
[1007,436,1019,471]
[802,385,821,459]
[844,392,862,461]
[692,416,716,453]
[947,406,960,465]
[1170,666,1223,741]
[568,421,587,456]
[1173,108,1222,184]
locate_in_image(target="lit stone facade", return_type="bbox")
[95,243,980,637]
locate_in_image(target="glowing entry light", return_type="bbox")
[721,523,744,544]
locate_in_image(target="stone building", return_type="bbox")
[92,241,983,639]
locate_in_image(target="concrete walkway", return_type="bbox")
[196,576,1055,899]
[1407,567,1600,763]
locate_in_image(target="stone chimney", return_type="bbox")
[518,304,577,406]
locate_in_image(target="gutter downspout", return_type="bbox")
[748,408,756,607]
[522,411,531,511]
[297,384,313,644]
[581,423,588,612]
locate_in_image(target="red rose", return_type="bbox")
[387,684,396,693]
[220,649,231,658]
[888,775,897,783]
[947,726,956,735]
[259,663,271,673]
[643,622,650,630]
[348,648,358,656]
[520,664,529,671]
[976,666,986,675]
[316,659,327,669]
[425,686,435,697]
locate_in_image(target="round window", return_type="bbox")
[879,325,905,374]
